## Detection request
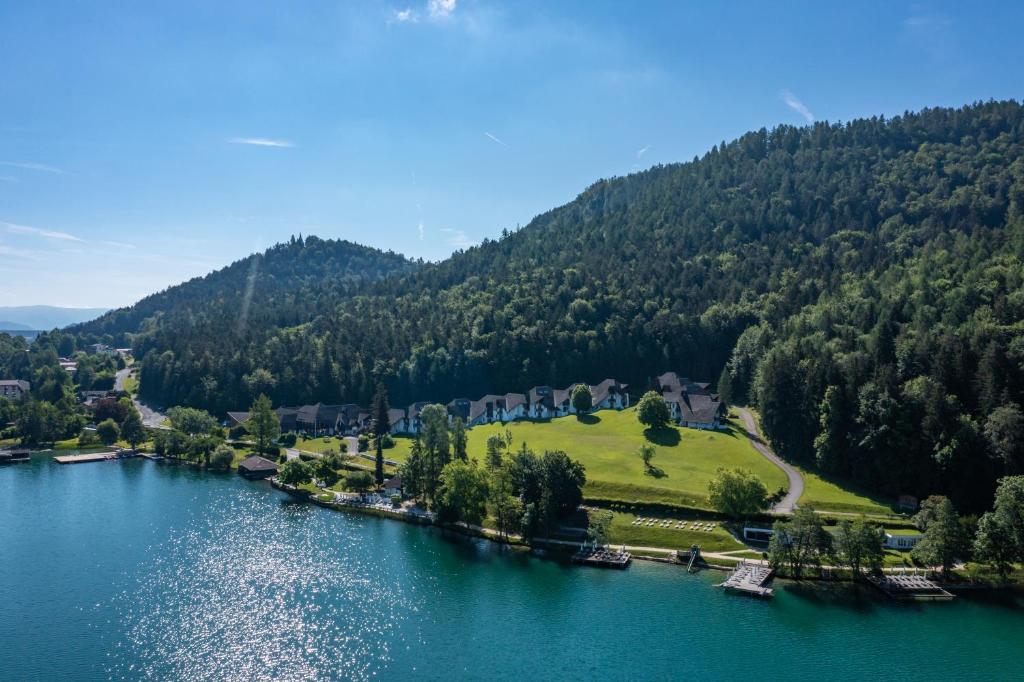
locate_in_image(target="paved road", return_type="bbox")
[135,400,169,429]
[114,366,132,392]
[736,407,803,514]
[115,365,169,429]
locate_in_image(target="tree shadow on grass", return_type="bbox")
[576,414,601,425]
[643,426,680,447]
[644,465,667,479]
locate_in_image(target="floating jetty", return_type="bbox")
[867,573,955,601]
[719,560,774,597]
[53,450,138,465]
[572,544,631,569]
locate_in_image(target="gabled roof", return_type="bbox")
[387,408,406,425]
[471,395,504,422]
[447,398,472,422]
[656,372,685,393]
[590,378,628,405]
[551,387,572,407]
[407,402,431,420]
[529,386,554,408]
[503,392,527,411]
[670,392,724,424]
[383,474,403,489]
[238,455,278,473]
[227,411,251,424]
[0,379,30,391]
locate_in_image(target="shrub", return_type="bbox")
[299,452,316,462]
[209,444,234,470]
[380,434,395,449]
[346,470,374,492]
[279,432,297,447]
[96,418,120,445]
[358,435,369,452]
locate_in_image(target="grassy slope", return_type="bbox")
[463,408,787,509]
[605,511,747,553]
[743,407,894,515]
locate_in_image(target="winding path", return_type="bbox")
[735,408,803,514]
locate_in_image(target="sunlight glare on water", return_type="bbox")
[104,489,411,681]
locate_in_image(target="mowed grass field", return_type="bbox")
[464,408,788,509]
[605,511,747,553]
[797,467,894,515]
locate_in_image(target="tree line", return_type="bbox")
[64,100,1024,514]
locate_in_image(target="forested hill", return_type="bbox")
[72,236,416,340]
[82,100,1024,510]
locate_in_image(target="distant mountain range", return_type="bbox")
[0,306,109,330]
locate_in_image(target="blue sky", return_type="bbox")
[2,1,1023,308]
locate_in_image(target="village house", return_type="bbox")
[395,402,431,434]
[446,398,473,424]
[386,408,407,435]
[88,343,117,356]
[0,379,30,401]
[382,474,404,498]
[656,372,726,429]
[527,386,572,419]
[227,406,298,432]
[588,379,630,410]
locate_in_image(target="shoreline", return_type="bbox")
[267,477,1022,594]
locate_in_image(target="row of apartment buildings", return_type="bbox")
[227,373,724,437]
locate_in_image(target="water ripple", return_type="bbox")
[104,488,409,681]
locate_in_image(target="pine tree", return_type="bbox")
[247,394,281,456]
[372,383,390,485]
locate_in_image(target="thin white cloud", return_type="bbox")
[441,227,476,249]
[428,0,456,19]
[418,219,425,240]
[780,89,814,123]
[3,221,84,242]
[228,137,294,148]
[391,7,417,23]
[636,145,650,158]
[102,240,137,250]
[484,132,508,147]
[0,175,18,183]
[0,161,69,175]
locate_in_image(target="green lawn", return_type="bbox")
[294,435,347,455]
[463,408,787,509]
[797,467,895,515]
[605,511,748,553]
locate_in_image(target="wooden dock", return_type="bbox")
[719,560,774,597]
[572,545,631,569]
[53,450,138,465]
[867,573,955,601]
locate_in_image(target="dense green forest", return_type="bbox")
[72,236,416,340]
[71,100,1024,511]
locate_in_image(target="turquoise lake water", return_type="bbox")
[2,455,1023,681]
